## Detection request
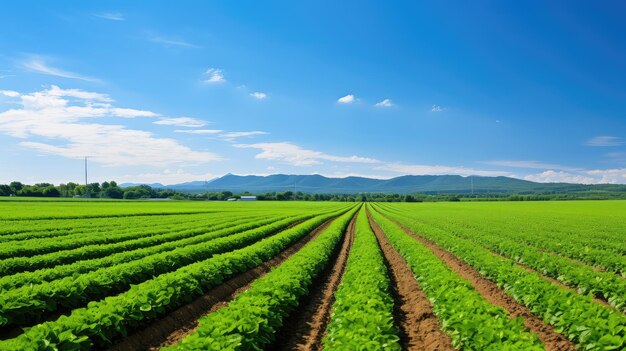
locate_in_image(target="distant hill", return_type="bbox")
[121,174,626,194]
[119,182,165,188]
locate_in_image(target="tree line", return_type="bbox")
[2,181,624,201]
[0,181,179,199]
[0,182,451,201]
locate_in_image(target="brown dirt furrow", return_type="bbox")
[367,212,454,351]
[515,260,615,310]
[547,251,607,273]
[107,217,337,351]
[461,237,615,310]
[383,215,576,351]
[270,213,356,351]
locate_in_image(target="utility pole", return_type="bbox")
[84,157,89,197]
[293,182,296,201]
[471,176,474,196]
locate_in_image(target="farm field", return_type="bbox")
[0,199,624,350]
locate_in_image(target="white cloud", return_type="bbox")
[219,131,267,142]
[234,142,380,166]
[0,86,221,166]
[0,90,20,97]
[482,160,582,172]
[377,163,511,177]
[250,92,267,100]
[154,117,206,128]
[149,36,201,49]
[375,99,394,107]
[94,12,124,21]
[47,85,112,102]
[523,171,597,184]
[522,168,626,184]
[175,129,222,134]
[21,57,100,82]
[585,169,626,184]
[203,68,225,83]
[585,136,623,147]
[337,94,356,104]
[431,105,445,112]
[110,108,157,118]
[0,70,14,79]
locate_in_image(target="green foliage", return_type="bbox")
[323,207,400,350]
[0,206,352,350]
[0,214,275,290]
[164,206,359,351]
[369,206,544,350]
[0,214,313,327]
[375,202,626,351]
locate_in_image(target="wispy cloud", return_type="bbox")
[21,57,100,82]
[482,160,582,172]
[375,99,394,107]
[585,136,623,147]
[234,142,380,166]
[250,92,267,100]
[203,68,226,83]
[337,94,356,104]
[94,12,124,21]
[376,162,510,177]
[431,105,445,112]
[220,131,267,142]
[0,70,14,79]
[523,170,597,184]
[154,117,206,128]
[149,36,201,49]
[521,166,626,184]
[0,90,20,98]
[175,129,222,135]
[0,86,220,166]
[586,168,626,184]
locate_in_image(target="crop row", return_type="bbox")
[0,214,271,276]
[0,211,228,242]
[383,206,626,311]
[0,207,353,350]
[369,207,544,350]
[164,206,359,350]
[0,212,270,259]
[0,215,299,292]
[375,205,626,350]
[377,203,625,274]
[322,207,400,350]
[0,213,313,328]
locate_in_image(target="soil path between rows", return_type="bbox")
[488,246,616,310]
[107,216,337,351]
[380,212,576,351]
[269,213,356,351]
[367,211,454,351]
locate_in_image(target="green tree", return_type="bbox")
[9,181,24,193]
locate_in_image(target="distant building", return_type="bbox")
[240,196,257,201]
[226,197,238,201]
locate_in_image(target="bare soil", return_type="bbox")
[386,216,576,351]
[515,260,616,310]
[367,212,454,351]
[106,217,337,351]
[269,213,356,351]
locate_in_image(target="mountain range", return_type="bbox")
[120,174,626,194]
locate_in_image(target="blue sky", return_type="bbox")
[1,1,625,185]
